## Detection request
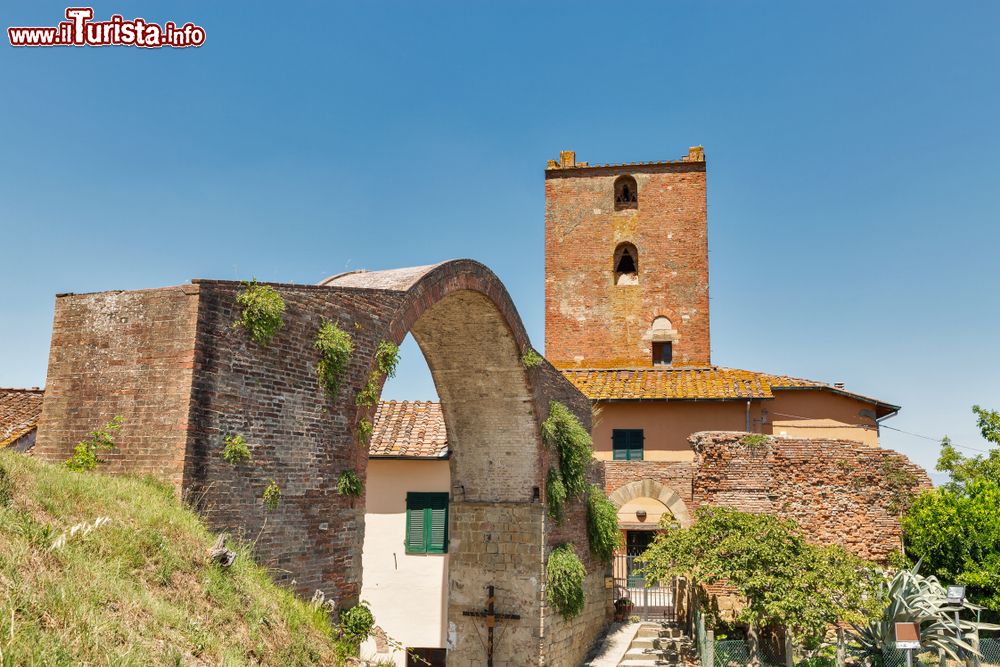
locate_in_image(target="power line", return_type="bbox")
[878,423,992,454]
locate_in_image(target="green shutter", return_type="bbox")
[612,429,644,461]
[612,430,628,460]
[406,492,449,554]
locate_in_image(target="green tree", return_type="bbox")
[638,507,882,663]
[903,405,1000,615]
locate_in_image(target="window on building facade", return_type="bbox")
[405,492,449,554]
[614,175,638,210]
[652,341,672,366]
[612,429,644,460]
[614,242,639,285]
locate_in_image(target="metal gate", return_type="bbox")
[612,551,685,622]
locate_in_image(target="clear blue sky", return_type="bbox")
[2,1,998,475]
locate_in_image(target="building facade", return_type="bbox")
[544,147,905,575]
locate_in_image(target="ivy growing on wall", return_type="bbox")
[542,401,594,522]
[546,467,567,523]
[315,320,354,399]
[586,485,621,562]
[354,340,400,445]
[337,469,363,497]
[221,434,252,465]
[234,279,286,345]
[262,479,281,511]
[546,543,586,620]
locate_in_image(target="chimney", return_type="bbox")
[559,150,576,168]
[833,382,845,389]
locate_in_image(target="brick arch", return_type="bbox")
[321,260,598,665]
[608,479,692,527]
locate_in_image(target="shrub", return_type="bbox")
[586,485,621,562]
[541,401,593,500]
[546,544,586,620]
[315,320,354,399]
[262,479,281,511]
[339,602,375,643]
[221,434,251,465]
[521,348,544,369]
[65,416,123,472]
[234,279,285,345]
[546,467,567,523]
[337,470,363,497]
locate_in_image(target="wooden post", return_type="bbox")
[785,630,794,667]
[836,627,846,667]
[706,629,715,667]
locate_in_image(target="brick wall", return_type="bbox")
[690,432,931,562]
[544,152,710,368]
[604,460,695,508]
[34,260,611,665]
[34,285,200,488]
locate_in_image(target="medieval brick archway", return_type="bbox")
[608,478,692,528]
[35,259,605,666]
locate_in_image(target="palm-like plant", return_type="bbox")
[848,562,1000,664]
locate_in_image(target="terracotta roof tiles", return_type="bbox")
[0,388,44,448]
[369,400,448,459]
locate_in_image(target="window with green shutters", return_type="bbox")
[612,429,644,461]
[405,492,449,554]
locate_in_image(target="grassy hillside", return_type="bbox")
[0,449,346,666]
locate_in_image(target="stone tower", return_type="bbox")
[544,146,710,368]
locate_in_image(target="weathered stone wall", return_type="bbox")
[690,432,931,562]
[544,151,710,368]
[34,285,200,488]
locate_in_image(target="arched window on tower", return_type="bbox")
[613,243,639,286]
[614,175,638,210]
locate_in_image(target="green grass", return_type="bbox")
[0,450,344,666]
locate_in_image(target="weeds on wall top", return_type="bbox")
[65,416,124,472]
[542,401,594,522]
[234,279,286,346]
[336,469,363,497]
[315,320,354,400]
[262,479,281,511]
[221,434,252,465]
[521,348,543,369]
[740,433,769,450]
[586,485,621,563]
[546,543,586,620]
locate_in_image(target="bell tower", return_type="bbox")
[543,146,710,368]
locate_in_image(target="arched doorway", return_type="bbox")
[607,479,691,621]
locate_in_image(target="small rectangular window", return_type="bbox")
[406,492,449,554]
[652,341,672,366]
[612,429,644,461]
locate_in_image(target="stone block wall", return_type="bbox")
[690,432,931,562]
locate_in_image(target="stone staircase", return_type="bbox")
[618,623,695,667]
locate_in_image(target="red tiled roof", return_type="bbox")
[369,401,448,459]
[560,367,899,417]
[0,388,44,448]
